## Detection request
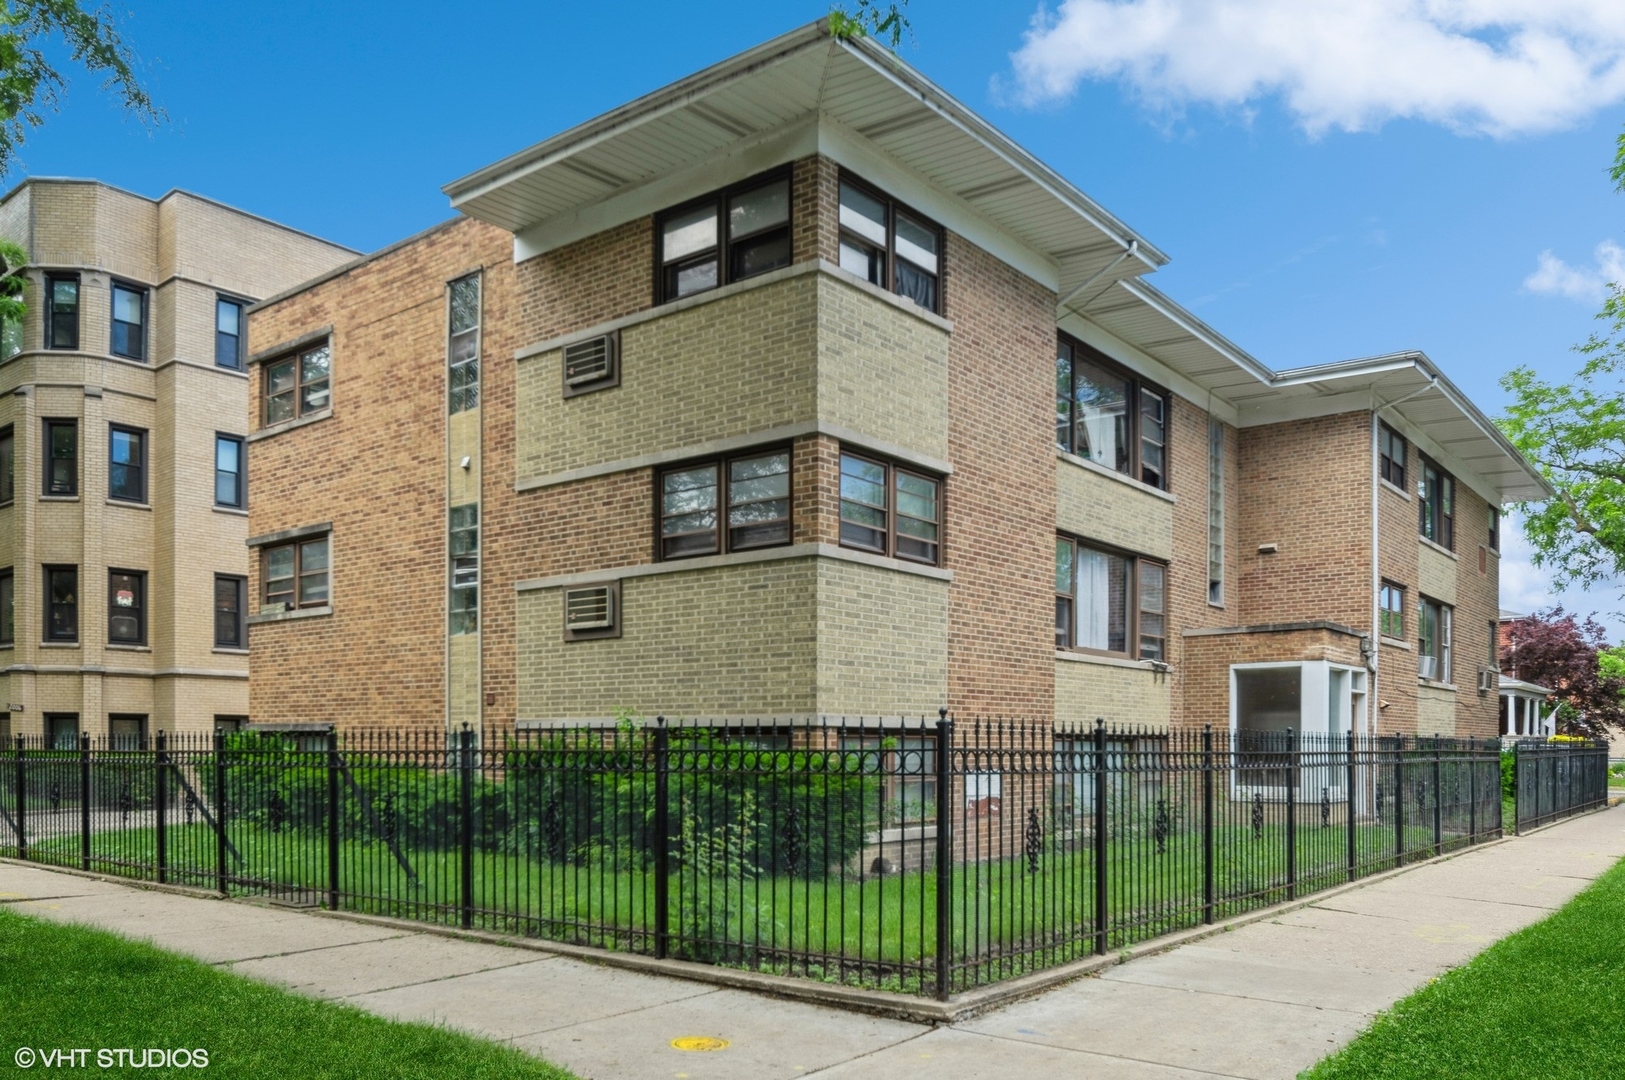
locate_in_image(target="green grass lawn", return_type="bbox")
[1303,854,1625,1080]
[0,905,577,1079]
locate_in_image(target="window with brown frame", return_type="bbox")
[215,574,245,648]
[656,171,791,304]
[1056,334,1168,490]
[1379,581,1405,638]
[263,535,329,610]
[838,451,941,566]
[107,569,146,645]
[836,173,943,314]
[1379,422,1407,489]
[262,340,331,425]
[1418,455,1455,549]
[45,565,77,642]
[43,418,76,496]
[110,281,147,361]
[659,449,791,560]
[1054,534,1165,659]
[45,274,78,350]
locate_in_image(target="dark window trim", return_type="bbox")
[0,424,14,505]
[109,279,148,362]
[654,167,794,306]
[1488,504,1500,552]
[1378,421,1407,489]
[214,573,246,648]
[215,294,248,370]
[261,338,332,426]
[44,712,79,750]
[107,568,147,646]
[1056,332,1170,491]
[0,566,13,645]
[42,418,77,497]
[44,272,80,351]
[1054,532,1166,660]
[108,423,147,504]
[214,432,245,509]
[655,445,795,562]
[835,168,945,316]
[44,564,77,643]
[837,449,944,567]
[1418,594,1453,682]
[262,533,330,611]
[1418,454,1455,550]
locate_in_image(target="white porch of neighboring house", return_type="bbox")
[1499,677,1555,741]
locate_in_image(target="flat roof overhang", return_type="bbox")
[442,20,1166,301]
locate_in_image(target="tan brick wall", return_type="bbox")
[1055,657,1170,728]
[941,230,1057,721]
[814,559,948,717]
[0,179,350,737]
[1056,461,1173,560]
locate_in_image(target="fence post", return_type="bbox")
[1468,740,1477,842]
[79,733,91,870]
[1093,718,1107,956]
[327,727,340,912]
[934,707,953,1001]
[154,731,168,885]
[1202,725,1214,925]
[652,716,670,960]
[214,729,228,895]
[1345,728,1357,879]
[1432,739,1443,856]
[459,725,474,930]
[14,735,25,859]
[1284,727,1297,901]
[1393,736,1405,868]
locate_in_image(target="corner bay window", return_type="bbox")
[450,504,478,634]
[1055,535,1165,660]
[658,173,790,302]
[45,565,76,642]
[1419,596,1453,682]
[448,274,480,413]
[107,570,145,645]
[108,425,146,503]
[1379,581,1405,639]
[1379,422,1407,488]
[838,452,940,565]
[45,274,78,350]
[264,536,329,610]
[661,450,791,559]
[838,175,941,313]
[1056,336,1168,490]
[263,341,330,425]
[1418,456,1455,549]
[110,282,146,361]
[44,419,76,496]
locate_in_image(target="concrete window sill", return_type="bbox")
[1380,635,1412,651]
[1419,536,1458,561]
[1380,478,1411,501]
[247,605,332,626]
[106,644,151,652]
[107,499,152,511]
[212,506,249,518]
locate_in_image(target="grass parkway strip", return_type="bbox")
[1305,852,1625,1079]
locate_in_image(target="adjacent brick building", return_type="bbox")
[0,179,354,744]
[245,22,1548,743]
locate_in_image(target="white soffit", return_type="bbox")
[443,21,1167,297]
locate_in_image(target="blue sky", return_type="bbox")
[16,0,1624,629]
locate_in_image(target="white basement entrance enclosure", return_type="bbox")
[1230,662,1369,802]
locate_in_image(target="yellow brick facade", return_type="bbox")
[0,179,352,742]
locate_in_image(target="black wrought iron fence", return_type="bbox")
[0,721,1510,999]
[1511,738,1609,832]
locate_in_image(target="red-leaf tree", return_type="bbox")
[1502,607,1625,735]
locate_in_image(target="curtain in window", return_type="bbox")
[1075,546,1126,652]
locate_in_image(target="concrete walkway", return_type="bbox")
[3,807,1623,1080]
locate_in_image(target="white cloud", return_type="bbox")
[1008,0,1625,137]
[1523,240,1625,303]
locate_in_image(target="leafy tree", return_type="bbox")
[1502,607,1625,735]
[828,1,911,51]
[0,0,164,179]
[1499,128,1625,593]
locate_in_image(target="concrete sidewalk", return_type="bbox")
[3,807,1623,1080]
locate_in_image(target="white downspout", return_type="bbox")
[1370,377,1438,736]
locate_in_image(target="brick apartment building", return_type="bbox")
[244,22,1548,742]
[0,179,354,745]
